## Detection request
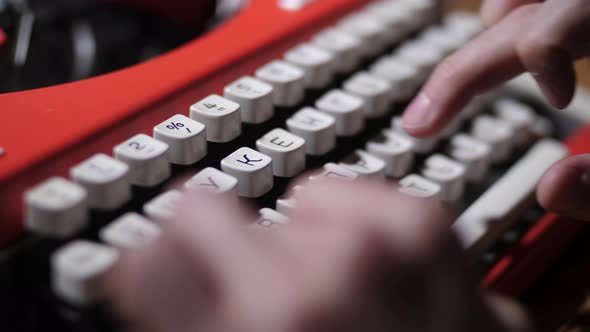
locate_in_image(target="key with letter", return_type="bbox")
[286,107,336,156]
[256,128,306,177]
[185,167,238,194]
[221,147,273,198]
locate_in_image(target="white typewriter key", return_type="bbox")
[445,12,483,40]
[316,89,365,136]
[311,28,361,72]
[256,128,306,177]
[366,131,415,178]
[284,43,335,89]
[369,57,420,101]
[310,163,358,182]
[255,208,289,228]
[398,174,441,199]
[441,115,464,138]
[256,60,305,107]
[449,134,491,182]
[422,154,466,203]
[100,213,160,248]
[114,134,170,187]
[190,94,241,143]
[393,42,445,82]
[25,177,88,238]
[494,99,535,145]
[363,3,415,42]
[154,114,207,165]
[143,190,184,221]
[224,76,274,124]
[286,107,336,156]
[185,167,238,194]
[339,150,386,179]
[391,117,438,153]
[276,185,304,214]
[531,116,555,138]
[471,115,514,162]
[51,241,118,305]
[419,26,464,55]
[337,13,388,56]
[343,72,392,118]
[221,147,273,198]
[70,154,130,210]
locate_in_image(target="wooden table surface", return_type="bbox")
[447,2,590,332]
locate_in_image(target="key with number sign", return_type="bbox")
[154,114,207,165]
[190,94,242,143]
[114,134,170,187]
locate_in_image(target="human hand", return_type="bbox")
[402,0,590,220]
[98,179,527,332]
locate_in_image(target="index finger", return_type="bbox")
[402,4,541,138]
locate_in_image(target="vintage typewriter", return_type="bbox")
[2,0,590,331]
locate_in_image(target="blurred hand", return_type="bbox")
[402,0,590,220]
[99,179,527,332]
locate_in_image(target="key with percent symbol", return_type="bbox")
[154,114,207,165]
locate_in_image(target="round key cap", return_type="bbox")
[70,154,130,210]
[339,150,386,179]
[422,154,466,203]
[286,107,336,156]
[311,28,362,73]
[143,190,184,221]
[369,57,420,101]
[100,213,160,248]
[256,128,306,177]
[154,114,207,165]
[284,43,335,89]
[471,115,514,163]
[366,130,415,178]
[51,241,118,305]
[343,72,392,118]
[114,134,170,187]
[391,117,438,153]
[449,134,491,182]
[190,94,242,143]
[255,208,289,229]
[494,99,536,146]
[256,60,305,107]
[25,177,88,238]
[221,147,273,198]
[224,76,274,124]
[316,89,365,136]
[185,167,238,195]
[398,174,441,199]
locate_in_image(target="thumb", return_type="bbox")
[537,154,590,221]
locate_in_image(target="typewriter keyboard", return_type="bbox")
[1,1,581,331]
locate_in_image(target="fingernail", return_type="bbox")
[403,93,437,131]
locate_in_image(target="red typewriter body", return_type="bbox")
[0,0,589,298]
